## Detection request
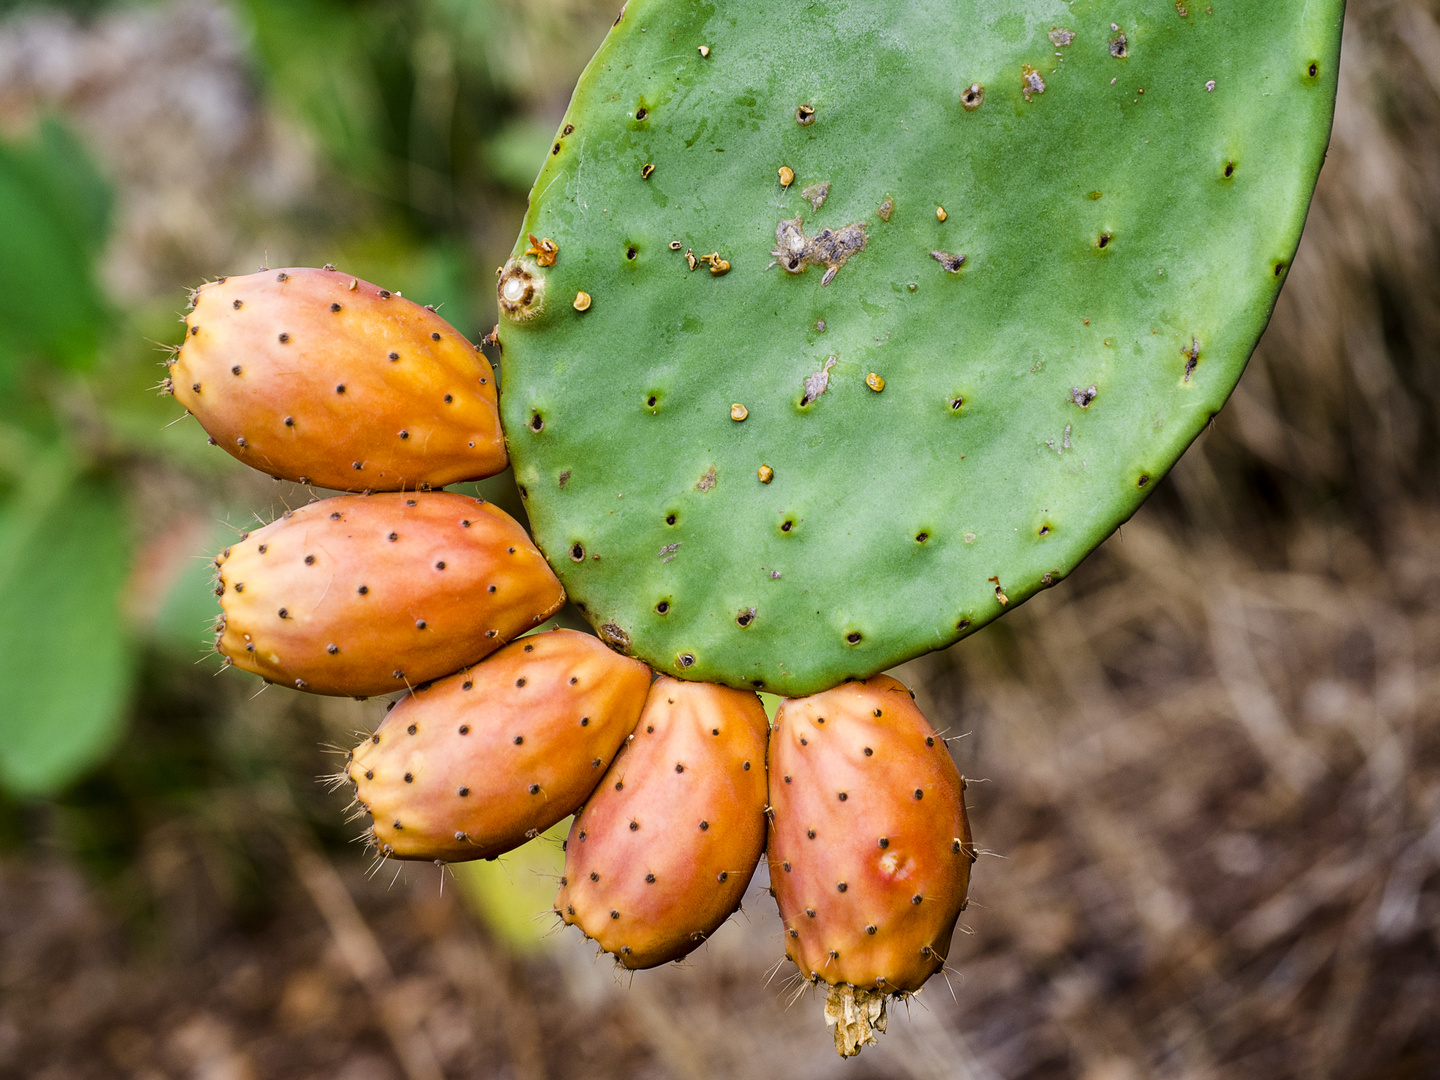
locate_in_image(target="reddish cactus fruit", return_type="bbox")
[347,629,651,861]
[215,492,564,696]
[767,675,975,1056]
[556,676,770,968]
[173,267,506,491]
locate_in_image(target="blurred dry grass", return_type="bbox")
[1,1,1438,1078]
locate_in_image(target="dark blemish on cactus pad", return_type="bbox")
[961,83,984,110]
[802,182,829,211]
[558,470,570,488]
[795,104,815,125]
[846,632,862,645]
[1110,33,1128,58]
[1097,233,1112,249]
[1071,385,1098,408]
[530,412,544,431]
[932,250,966,273]
[1138,474,1151,487]
[678,653,696,668]
[1184,337,1200,380]
[737,608,755,627]
[772,218,867,287]
[1022,65,1045,100]
[800,356,836,406]
[498,260,543,321]
[600,624,631,650]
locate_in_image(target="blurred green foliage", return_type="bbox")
[0,120,110,398]
[0,119,135,799]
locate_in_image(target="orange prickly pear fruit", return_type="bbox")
[347,629,651,861]
[214,492,564,696]
[556,677,769,968]
[767,675,975,1057]
[171,267,506,491]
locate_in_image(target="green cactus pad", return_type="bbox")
[496,0,1343,696]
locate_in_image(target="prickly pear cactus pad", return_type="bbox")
[497,0,1343,696]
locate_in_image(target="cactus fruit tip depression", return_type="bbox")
[172,0,1343,1056]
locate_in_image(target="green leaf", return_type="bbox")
[0,118,112,384]
[0,461,134,797]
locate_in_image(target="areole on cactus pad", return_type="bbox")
[496,0,1345,696]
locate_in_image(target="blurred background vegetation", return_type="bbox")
[0,2,1437,1078]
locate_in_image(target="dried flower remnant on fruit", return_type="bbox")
[525,234,559,267]
[771,216,868,287]
[1022,65,1046,101]
[827,986,888,1058]
[931,250,966,273]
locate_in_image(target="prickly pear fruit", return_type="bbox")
[767,675,974,1057]
[172,267,506,491]
[556,676,769,968]
[215,492,564,696]
[347,629,651,861]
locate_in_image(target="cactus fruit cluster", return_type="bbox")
[165,0,1342,1056]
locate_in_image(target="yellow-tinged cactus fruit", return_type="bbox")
[556,677,769,968]
[173,267,506,491]
[215,492,564,696]
[347,629,651,861]
[768,675,974,1051]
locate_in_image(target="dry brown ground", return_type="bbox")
[1,2,1438,1078]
